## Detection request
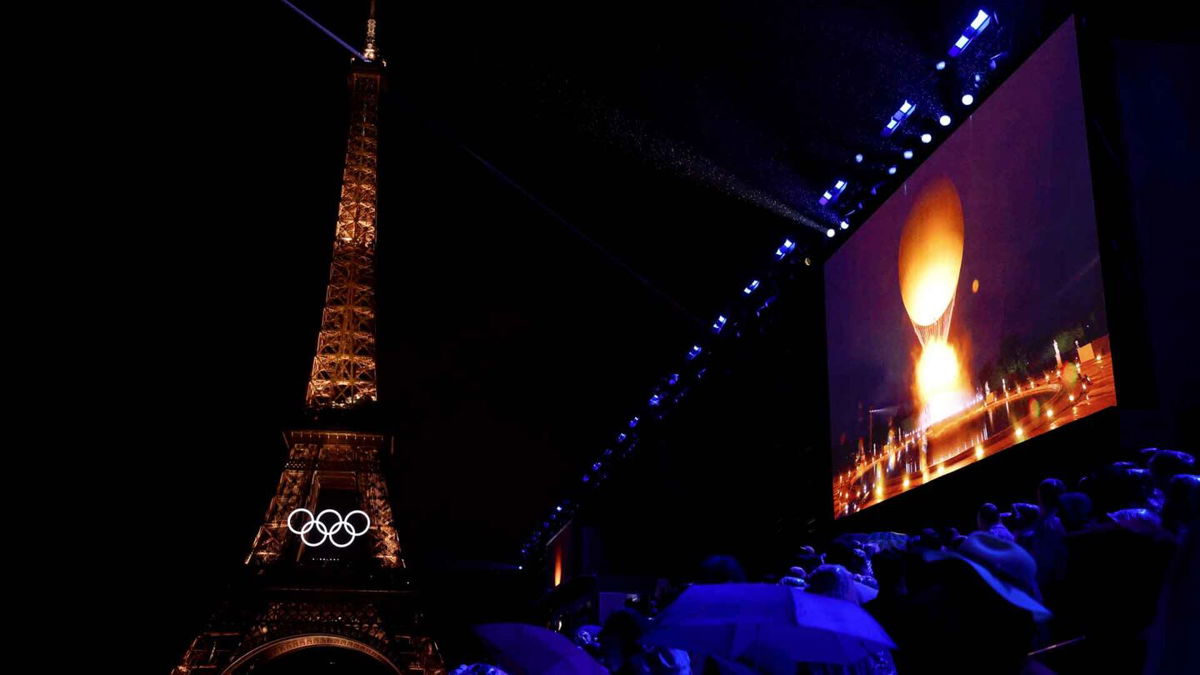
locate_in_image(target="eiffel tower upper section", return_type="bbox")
[304,7,384,413]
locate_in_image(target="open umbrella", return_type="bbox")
[474,623,609,675]
[644,583,893,666]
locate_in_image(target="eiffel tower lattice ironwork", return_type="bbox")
[173,6,444,673]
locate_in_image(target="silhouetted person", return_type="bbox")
[1146,449,1195,492]
[696,555,746,584]
[1057,500,1177,672]
[978,502,1016,542]
[1028,482,1069,594]
[1038,477,1066,514]
[1162,474,1200,537]
[1058,492,1093,532]
[599,609,691,675]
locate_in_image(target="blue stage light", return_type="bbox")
[921,132,933,144]
[819,179,848,205]
[556,505,563,512]
[962,93,974,106]
[667,373,679,386]
[882,100,916,137]
[888,165,897,175]
[649,392,662,406]
[743,279,760,295]
[939,114,952,126]
[949,9,991,57]
[936,60,946,71]
[903,149,914,159]
[826,228,835,238]
[582,474,590,483]
[840,220,849,230]
[712,315,727,333]
[629,416,639,428]
[616,433,627,443]
[855,153,864,163]
[687,344,703,360]
[774,238,796,260]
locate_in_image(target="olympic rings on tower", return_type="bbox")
[287,508,371,548]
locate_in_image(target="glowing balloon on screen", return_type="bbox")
[898,177,964,330]
[897,177,970,427]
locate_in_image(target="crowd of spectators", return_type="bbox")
[456,447,1197,674]
[595,448,1197,674]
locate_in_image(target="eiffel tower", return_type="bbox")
[173,5,444,673]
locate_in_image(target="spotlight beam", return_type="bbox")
[280,0,371,62]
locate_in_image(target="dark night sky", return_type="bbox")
[131,0,1161,668]
[824,19,1107,462]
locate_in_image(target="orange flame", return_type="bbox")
[913,338,971,426]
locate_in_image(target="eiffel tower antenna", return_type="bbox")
[364,0,379,61]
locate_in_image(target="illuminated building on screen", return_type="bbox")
[173,6,445,672]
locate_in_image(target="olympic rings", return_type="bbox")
[287,508,371,548]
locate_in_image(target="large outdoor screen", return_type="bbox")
[825,20,1115,519]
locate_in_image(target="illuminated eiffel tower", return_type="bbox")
[173,5,444,672]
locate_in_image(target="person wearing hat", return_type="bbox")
[877,532,1050,674]
[924,532,1051,622]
